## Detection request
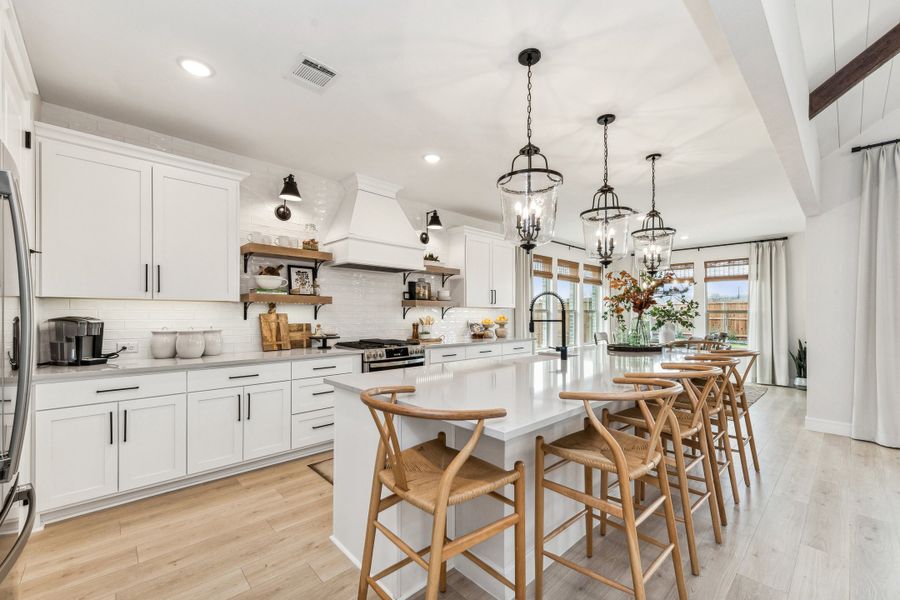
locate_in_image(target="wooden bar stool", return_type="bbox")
[684,354,743,519]
[709,349,761,480]
[357,386,526,600]
[535,377,687,600]
[603,363,724,576]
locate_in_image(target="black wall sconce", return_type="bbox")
[274,174,302,221]
[419,210,443,244]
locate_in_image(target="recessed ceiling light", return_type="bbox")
[179,58,213,78]
[680,234,690,240]
[423,153,441,164]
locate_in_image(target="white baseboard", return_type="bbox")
[805,416,851,436]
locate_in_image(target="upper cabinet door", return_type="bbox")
[39,140,153,298]
[490,240,516,308]
[464,235,492,307]
[152,165,239,301]
[118,394,187,492]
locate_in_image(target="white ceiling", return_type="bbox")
[797,0,900,157]
[15,0,805,247]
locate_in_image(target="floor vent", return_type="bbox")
[288,55,337,90]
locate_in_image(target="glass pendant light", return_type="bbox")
[497,48,563,253]
[632,154,676,277]
[580,114,637,267]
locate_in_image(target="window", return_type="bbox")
[557,260,580,346]
[582,264,603,343]
[531,255,553,349]
[705,259,749,347]
[656,262,695,300]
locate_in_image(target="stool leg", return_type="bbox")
[718,404,741,504]
[439,529,448,593]
[740,391,761,472]
[671,435,700,576]
[619,478,646,600]
[657,465,688,600]
[702,405,727,526]
[728,387,751,485]
[358,469,383,600]
[584,464,593,557]
[425,507,448,600]
[600,470,609,536]
[698,427,723,544]
[514,461,526,599]
[534,437,545,600]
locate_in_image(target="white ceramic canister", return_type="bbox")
[176,330,206,359]
[150,328,177,359]
[203,328,224,356]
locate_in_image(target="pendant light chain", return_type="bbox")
[602,120,609,186]
[526,64,533,147]
[650,154,657,211]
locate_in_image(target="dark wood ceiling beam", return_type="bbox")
[809,22,900,119]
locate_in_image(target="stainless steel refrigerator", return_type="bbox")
[0,160,35,580]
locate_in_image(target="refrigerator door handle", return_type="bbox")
[0,170,34,483]
[0,479,36,581]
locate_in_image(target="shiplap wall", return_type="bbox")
[35,103,512,359]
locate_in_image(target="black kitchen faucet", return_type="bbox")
[529,291,568,362]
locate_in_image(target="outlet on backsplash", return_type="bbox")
[121,342,139,354]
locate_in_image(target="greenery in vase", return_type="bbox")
[601,270,674,324]
[789,339,807,378]
[647,296,700,331]
[424,252,440,262]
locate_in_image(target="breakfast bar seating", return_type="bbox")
[535,377,687,600]
[710,349,761,482]
[357,386,526,600]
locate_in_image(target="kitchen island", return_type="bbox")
[326,347,695,599]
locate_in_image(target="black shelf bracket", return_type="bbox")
[402,271,413,285]
[243,302,251,320]
[243,253,326,282]
[314,304,326,319]
[402,305,412,319]
[402,305,453,320]
[441,306,453,319]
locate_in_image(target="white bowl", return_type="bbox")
[255,275,287,290]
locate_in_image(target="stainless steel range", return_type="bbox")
[335,338,425,372]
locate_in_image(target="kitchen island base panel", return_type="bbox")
[332,384,627,600]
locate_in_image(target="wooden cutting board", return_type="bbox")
[259,307,291,351]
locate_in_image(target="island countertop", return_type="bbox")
[326,346,697,441]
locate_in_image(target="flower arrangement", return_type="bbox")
[602,270,674,346]
[648,297,700,331]
[495,315,508,325]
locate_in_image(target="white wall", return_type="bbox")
[36,103,512,359]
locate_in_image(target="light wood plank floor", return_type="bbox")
[2,386,898,599]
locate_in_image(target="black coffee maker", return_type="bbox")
[47,316,108,366]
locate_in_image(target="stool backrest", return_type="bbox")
[360,386,506,492]
[684,354,741,410]
[624,363,722,432]
[709,349,759,388]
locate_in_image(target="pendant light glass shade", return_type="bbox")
[497,48,563,253]
[580,114,637,266]
[632,154,676,277]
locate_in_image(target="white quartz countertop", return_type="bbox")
[420,336,534,350]
[30,347,363,383]
[326,347,702,441]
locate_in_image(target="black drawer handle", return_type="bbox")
[237,394,241,421]
[479,350,492,354]
[513,347,525,350]
[312,365,337,370]
[442,354,457,358]
[109,411,113,445]
[312,390,334,396]
[123,409,128,443]
[312,422,334,430]
[97,386,140,394]
[229,374,259,380]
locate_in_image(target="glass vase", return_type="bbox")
[628,315,650,347]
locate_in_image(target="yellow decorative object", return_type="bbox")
[496,315,508,324]
[481,318,493,326]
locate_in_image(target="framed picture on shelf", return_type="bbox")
[288,265,315,295]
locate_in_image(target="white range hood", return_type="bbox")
[323,174,424,273]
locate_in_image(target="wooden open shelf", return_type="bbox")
[241,243,333,274]
[402,264,461,286]
[401,299,455,319]
[241,292,333,320]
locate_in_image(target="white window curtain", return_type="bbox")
[851,143,900,447]
[514,247,532,337]
[749,240,789,385]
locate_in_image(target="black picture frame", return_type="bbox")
[288,265,315,295]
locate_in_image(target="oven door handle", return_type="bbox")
[367,359,424,371]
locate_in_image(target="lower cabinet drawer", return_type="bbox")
[292,382,335,414]
[291,409,335,449]
[465,345,500,360]
[502,341,532,356]
[429,349,465,364]
[36,372,186,411]
[292,356,356,380]
[188,362,291,392]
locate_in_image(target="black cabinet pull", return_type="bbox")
[97,386,139,394]
[123,409,128,443]
[144,264,149,293]
[109,411,113,445]
[228,374,259,380]
[157,265,161,293]
[479,350,492,354]
[312,365,337,371]
[246,393,251,420]
[442,353,457,358]
[513,346,525,350]
[312,422,334,430]
[237,394,242,421]
[312,389,334,396]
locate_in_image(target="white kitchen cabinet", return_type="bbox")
[449,227,517,308]
[187,388,244,474]
[242,381,291,461]
[118,394,187,492]
[38,139,152,298]
[35,124,247,300]
[35,402,118,511]
[152,165,239,301]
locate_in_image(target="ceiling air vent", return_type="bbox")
[287,55,337,91]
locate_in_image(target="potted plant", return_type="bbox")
[602,271,673,346]
[648,296,700,344]
[789,339,807,390]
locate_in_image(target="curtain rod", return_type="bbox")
[550,240,586,251]
[851,138,900,153]
[673,236,788,253]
